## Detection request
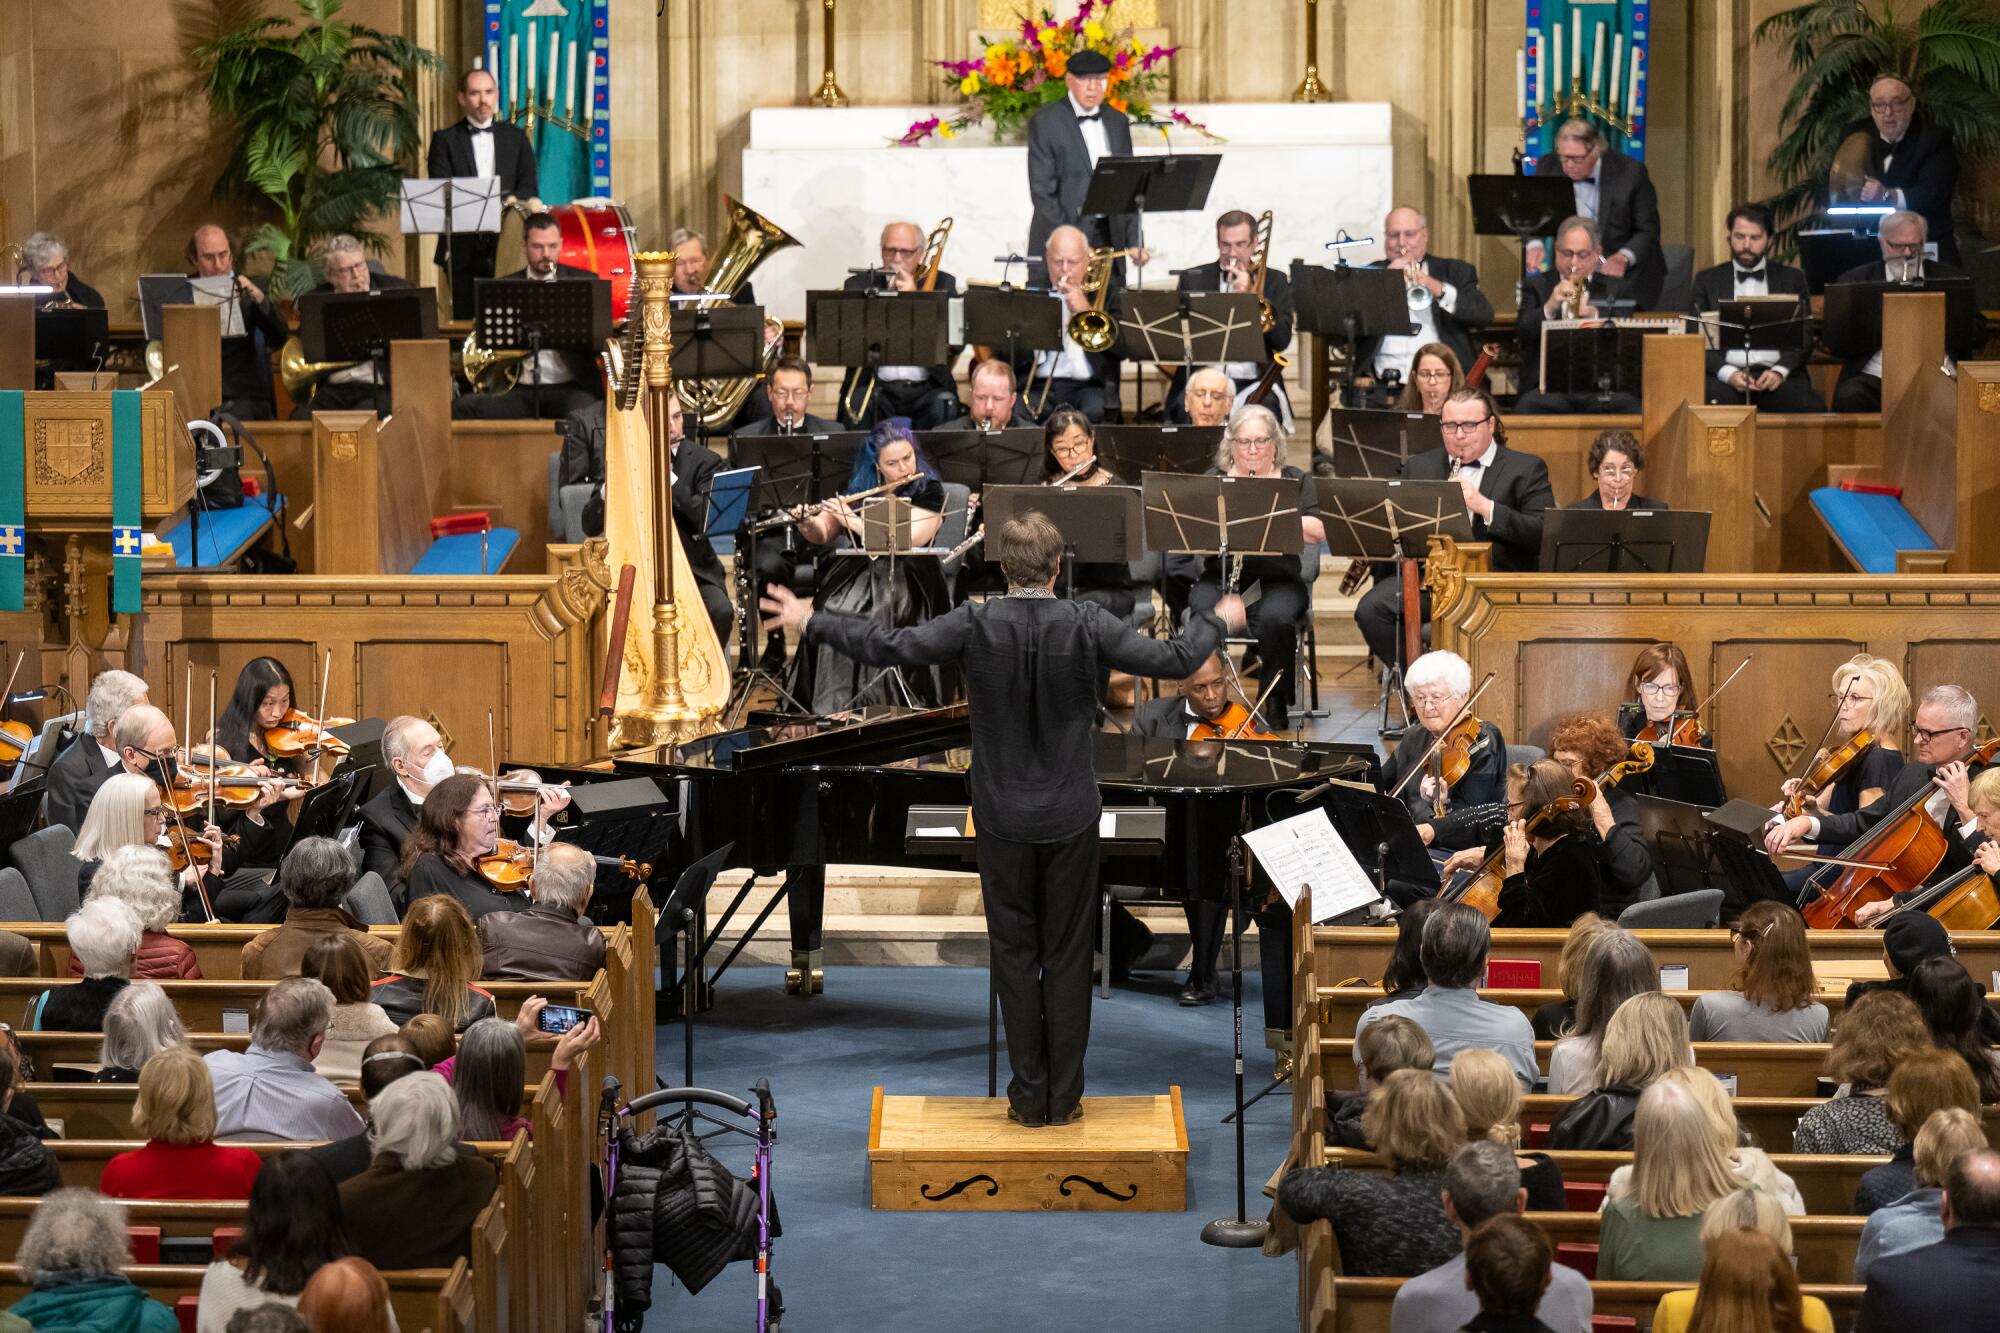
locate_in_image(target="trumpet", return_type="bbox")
[1558,275,1590,320]
[1403,260,1432,312]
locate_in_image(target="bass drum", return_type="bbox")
[557,200,638,322]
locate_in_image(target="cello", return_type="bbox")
[1886,858,2000,932]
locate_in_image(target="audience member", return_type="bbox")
[1460,1213,1558,1333]
[1845,912,1957,1009]
[1856,1147,2000,1330]
[1374,899,1441,1011]
[1793,989,1930,1154]
[1626,1065,1804,1213]
[372,895,497,1030]
[0,1046,57,1196]
[338,1072,499,1270]
[1855,1106,1987,1281]
[223,1307,309,1333]
[1387,1141,1592,1333]
[95,981,186,1082]
[197,1153,349,1331]
[1529,912,1611,1039]
[1652,1225,1832,1333]
[1278,1069,1464,1276]
[1856,1047,1982,1212]
[1331,1015,1434,1148]
[399,1013,455,1067]
[1688,902,1828,1042]
[303,1033,445,1186]
[444,1017,530,1141]
[1598,1072,1742,1280]
[73,842,201,978]
[296,1256,395,1333]
[101,1046,262,1201]
[1450,1048,1565,1210]
[0,1029,49,1138]
[1353,904,1537,1089]
[1908,955,2000,1102]
[29,897,141,1031]
[241,838,392,979]
[303,935,398,1085]
[206,977,367,1142]
[476,842,607,981]
[1548,991,1691,1150]
[1545,929,1657,1095]
[5,1189,177,1331]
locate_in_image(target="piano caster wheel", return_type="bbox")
[785,951,825,996]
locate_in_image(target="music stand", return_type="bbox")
[1694,298,1812,405]
[973,428,1049,488]
[1540,509,1711,573]
[670,305,765,451]
[1650,745,1727,808]
[34,307,111,377]
[1319,408,1442,479]
[1703,800,1799,915]
[1821,277,1982,360]
[399,176,501,321]
[963,288,1062,378]
[1540,324,1650,398]
[826,497,939,709]
[1119,291,1265,365]
[981,484,1143,600]
[732,433,866,513]
[1140,472,1302,568]
[137,275,189,342]
[1268,782,1440,898]
[473,277,611,418]
[807,290,949,419]
[1096,424,1221,478]
[1290,263,1413,403]
[913,431,986,494]
[1079,154,1221,280]
[1636,793,1726,899]
[1469,173,1578,289]
[1797,231,1882,295]
[299,288,438,417]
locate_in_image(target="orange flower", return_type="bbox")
[1046,50,1068,77]
[1015,49,1035,76]
[1108,95,1129,112]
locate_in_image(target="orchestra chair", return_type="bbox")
[8,826,79,922]
[1616,888,1722,929]
[0,871,37,924]
[342,871,397,926]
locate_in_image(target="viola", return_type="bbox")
[263,709,355,759]
[1190,702,1280,743]
[475,838,651,891]
[1781,729,1877,821]
[1445,777,1596,921]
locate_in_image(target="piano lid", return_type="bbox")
[618,703,972,773]
[801,732,1377,792]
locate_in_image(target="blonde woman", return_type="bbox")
[1690,902,1828,1042]
[1792,988,1930,1154]
[1781,654,1909,817]
[1598,1072,1745,1280]
[1546,929,1659,1095]
[1449,1048,1566,1210]
[1854,1105,1989,1280]
[1331,1014,1435,1148]
[1548,991,1693,1150]
[1604,1067,1806,1238]
[1530,912,1612,1039]
[73,771,222,901]
[100,1047,262,1201]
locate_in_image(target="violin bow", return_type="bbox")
[1684,655,1752,739]
[311,649,334,768]
[1785,677,1856,795]
[206,672,217,831]
[1387,671,1498,800]
[0,653,24,725]
[1227,671,1286,740]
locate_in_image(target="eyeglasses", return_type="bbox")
[1913,725,1970,744]
[1414,369,1453,382]
[1231,434,1275,448]
[1636,681,1680,698]
[1869,95,1914,113]
[1410,691,1460,707]
[1596,464,1637,478]
[142,806,165,819]
[1439,419,1490,435]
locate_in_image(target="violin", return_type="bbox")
[0,654,30,769]
[263,708,355,759]
[1444,777,1596,921]
[1635,710,1705,748]
[475,838,652,890]
[159,824,237,876]
[1781,729,1877,821]
[1190,702,1279,743]
[1601,741,1656,789]
[1428,717,1484,819]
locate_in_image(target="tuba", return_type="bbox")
[675,197,802,431]
[279,336,363,405]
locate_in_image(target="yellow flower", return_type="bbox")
[939,123,957,140]
[1130,36,1146,54]
[1083,20,1105,42]
[960,74,981,95]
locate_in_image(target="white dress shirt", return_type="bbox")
[524,267,576,386]
[1038,293,1094,381]
[1717,262,1786,384]
[1069,94,1109,168]
[1371,268,1463,378]
[468,118,497,181]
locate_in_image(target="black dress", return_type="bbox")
[1494,834,1604,928]
[1057,467,1137,621]
[1813,741,1903,817]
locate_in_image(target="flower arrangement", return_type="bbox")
[896,0,1213,145]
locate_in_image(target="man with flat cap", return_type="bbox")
[1026,48,1145,292]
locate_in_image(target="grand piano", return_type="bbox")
[614,705,1380,997]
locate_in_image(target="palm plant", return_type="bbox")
[1757,0,2000,237]
[194,0,440,299]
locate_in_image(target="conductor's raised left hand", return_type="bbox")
[1213,594,1248,633]
[760,585,814,632]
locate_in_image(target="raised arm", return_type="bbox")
[1093,604,1232,679]
[772,591,972,669]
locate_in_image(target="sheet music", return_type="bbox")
[1241,806,1380,924]
[190,275,245,338]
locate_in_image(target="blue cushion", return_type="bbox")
[411,527,520,575]
[164,494,281,568]
[1809,487,1938,574]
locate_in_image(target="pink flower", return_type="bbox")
[1139,43,1176,71]
[1020,15,1039,45]
[1076,0,1094,21]
[895,114,941,146]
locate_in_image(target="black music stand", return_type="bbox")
[670,305,765,451]
[1469,173,1578,293]
[1267,782,1439,898]
[1703,800,1798,916]
[33,308,111,381]
[1318,408,1442,479]
[1821,277,1983,361]
[1096,424,1221,478]
[1119,291,1265,366]
[824,497,938,709]
[1290,263,1413,402]
[1080,154,1221,276]
[915,430,985,493]
[972,428,1048,488]
[1797,231,1883,295]
[807,290,949,421]
[963,288,1062,377]
[1540,509,1711,573]
[300,287,439,417]
[283,767,371,856]
[980,484,1143,599]
[472,277,611,419]
[1650,745,1727,808]
[1636,793,1726,900]
[1540,324,1650,399]
[1693,298,1812,406]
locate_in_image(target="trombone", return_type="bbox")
[842,217,953,423]
[1247,209,1276,331]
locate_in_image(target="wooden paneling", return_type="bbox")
[159,304,221,418]
[355,639,508,744]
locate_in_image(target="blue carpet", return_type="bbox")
[637,964,1296,1332]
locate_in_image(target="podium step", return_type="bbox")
[868,1086,1188,1211]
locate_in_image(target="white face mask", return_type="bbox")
[416,749,454,786]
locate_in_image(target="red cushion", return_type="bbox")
[212,1226,243,1260]
[1485,959,1542,988]
[176,1295,199,1333]
[1563,1181,1607,1211]
[126,1226,160,1264]
[1555,1241,1598,1279]
[430,511,494,537]
[1591,1319,1638,1332]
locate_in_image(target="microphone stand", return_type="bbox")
[1200,831,1270,1248]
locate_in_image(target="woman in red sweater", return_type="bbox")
[100,1046,263,1200]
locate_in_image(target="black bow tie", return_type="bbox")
[1076,112,1101,123]
[469,125,493,135]
[1735,267,1764,282]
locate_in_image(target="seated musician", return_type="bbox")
[939,359,1035,432]
[664,392,734,643]
[1569,430,1666,511]
[1176,366,1236,428]
[837,221,963,431]
[398,773,528,920]
[1765,683,1987,922]
[1353,388,1553,672]
[793,422,952,712]
[1019,225,1119,424]
[1830,210,1979,413]
[1617,643,1712,749]
[1784,654,1908,819]
[1165,210,1295,421]
[1186,404,1322,729]
[1396,344,1462,416]
[1441,758,1602,928]
[1381,650,1507,854]
[1689,204,1823,413]
[671,225,781,431]
[74,772,222,907]
[174,225,290,421]
[451,212,605,421]
[45,668,150,834]
[1041,407,1135,622]
[212,657,314,781]
[1548,713,1659,915]
[731,354,837,438]
[1514,217,1638,415]
[20,233,104,308]
[1360,207,1493,402]
[296,234,409,418]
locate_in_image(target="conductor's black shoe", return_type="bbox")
[1177,980,1217,1007]
[1055,1105,1085,1125]
[1006,1105,1047,1128]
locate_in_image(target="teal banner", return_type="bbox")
[110,391,142,616]
[0,392,22,613]
[487,0,599,203]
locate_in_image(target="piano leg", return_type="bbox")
[784,863,826,996]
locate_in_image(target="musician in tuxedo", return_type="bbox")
[172,226,289,421]
[672,225,782,429]
[1766,683,1988,920]
[1833,75,1960,265]
[425,68,537,317]
[836,221,963,431]
[1514,217,1638,415]
[1354,389,1553,669]
[1176,366,1236,427]
[355,716,449,891]
[1827,211,1979,413]
[1358,206,1494,390]
[761,511,1242,1127]
[1535,118,1665,308]
[293,235,410,418]
[1017,225,1120,423]
[1689,203,1823,413]
[451,213,604,421]
[664,391,734,643]
[1025,49,1144,286]
[938,359,1036,432]
[20,233,103,309]
[1163,210,1295,421]
[44,669,149,834]
[731,355,838,673]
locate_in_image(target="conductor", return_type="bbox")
[762,512,1242,1127]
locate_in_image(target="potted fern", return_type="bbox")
[194,0,440,300]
